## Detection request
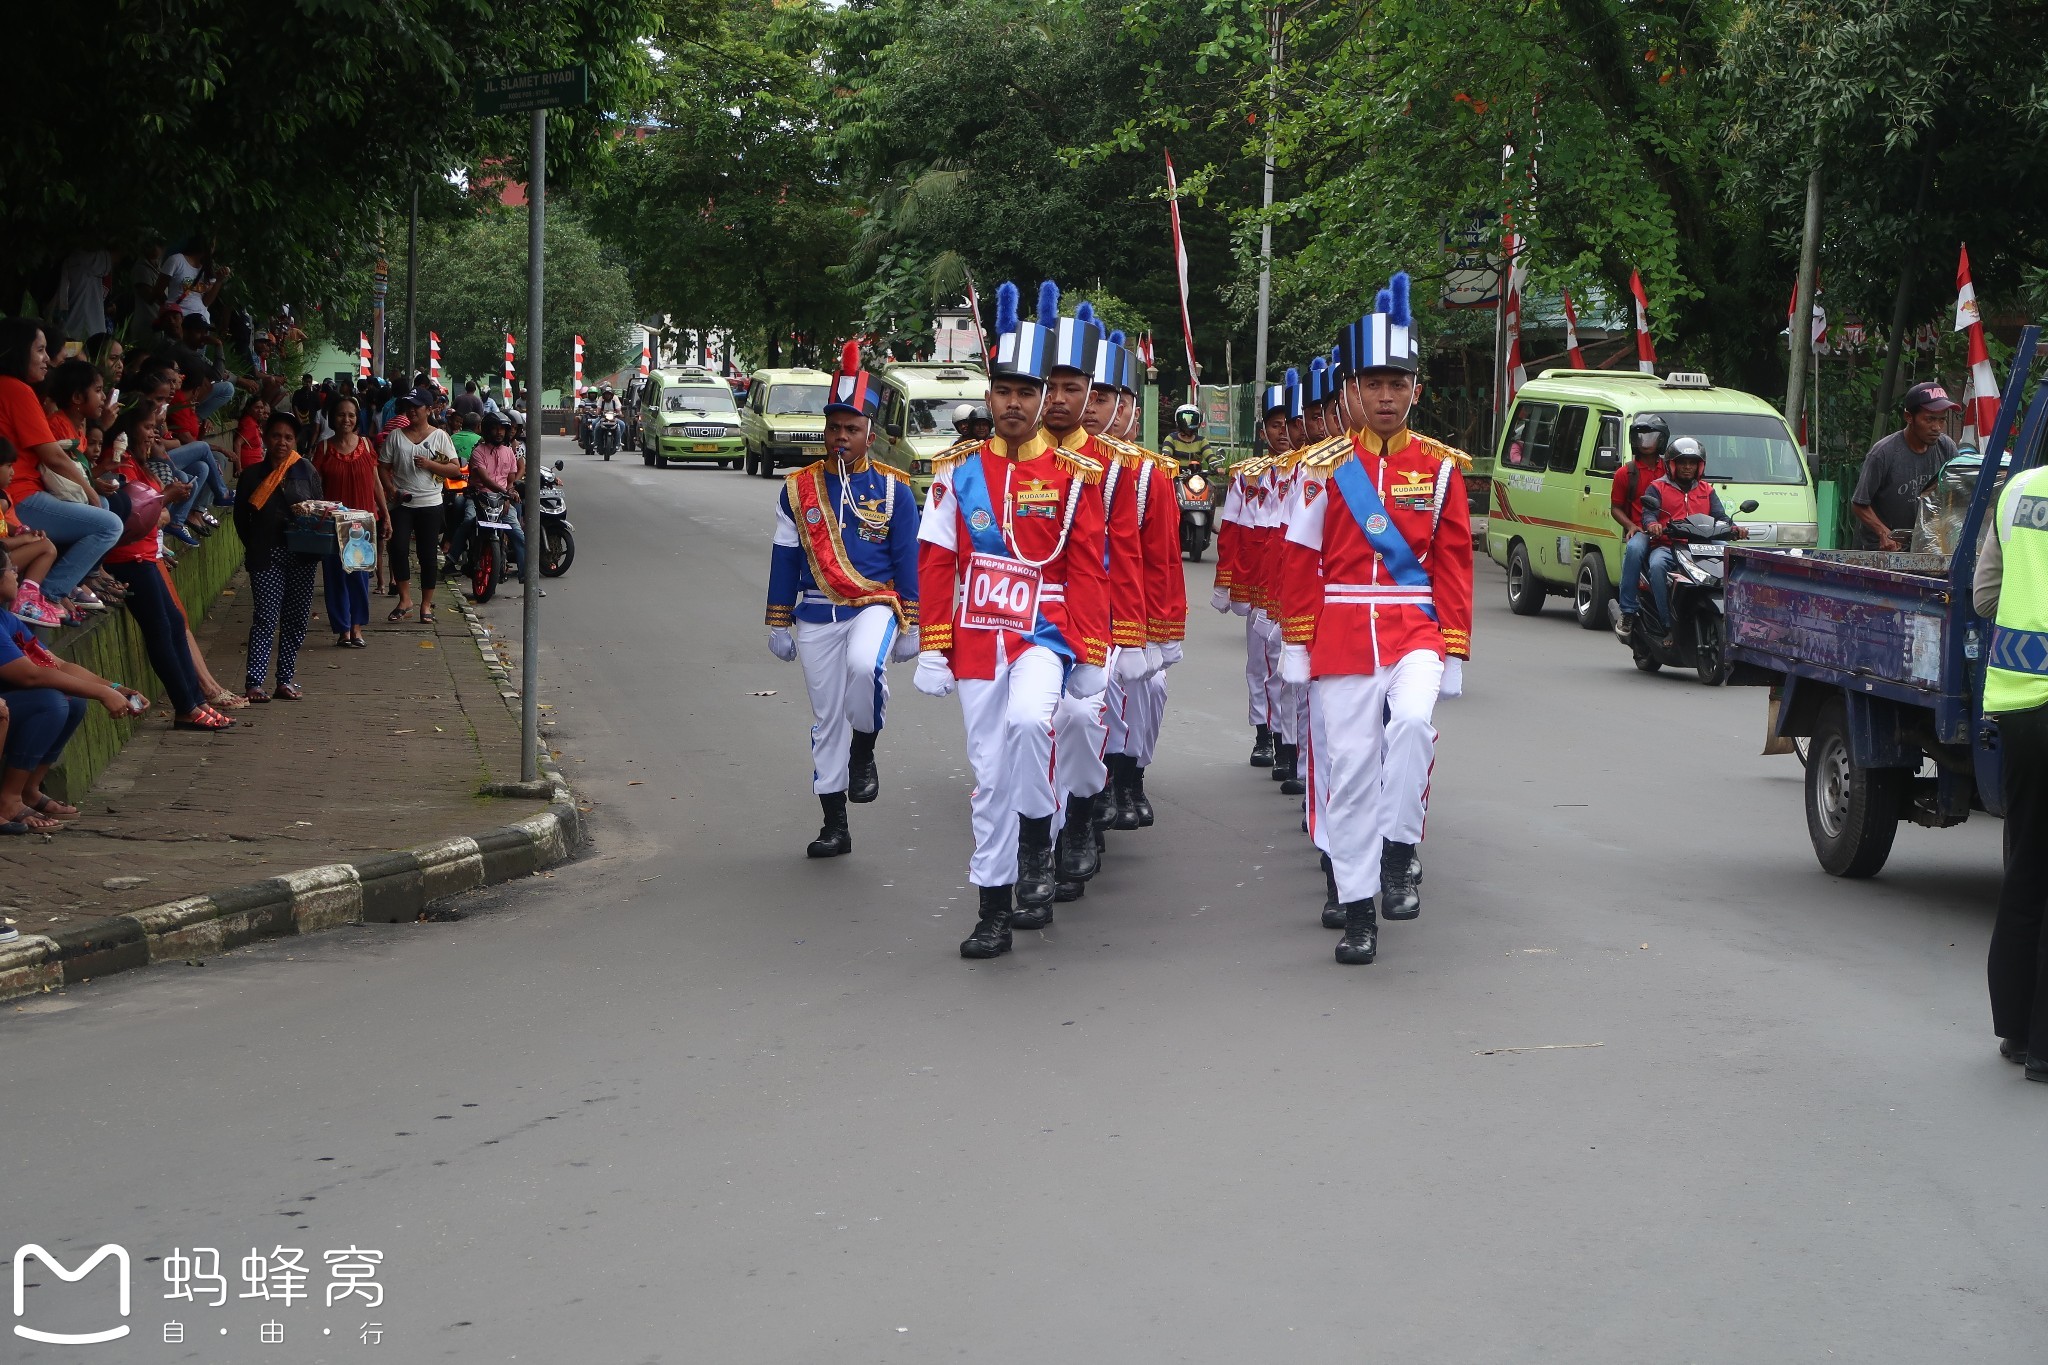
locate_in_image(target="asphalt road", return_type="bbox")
[8,436,2042,1364]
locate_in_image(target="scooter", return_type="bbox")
[538,461,574,578]
[467,486,519,604]
[576,403,598,457]
[595,411,623,462]
[1177,465,1216,561]
[1611,500,1758,685]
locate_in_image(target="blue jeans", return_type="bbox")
[194,379,236,421]
[108,560,206,713]
[13,493,124,599]
[0,688,88,772]
[1645,545,1678,627]
[164,440,226,524]
[323,557,371,632]
[1617,532,1651,615]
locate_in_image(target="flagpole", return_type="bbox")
[1786,151,1824,456]
[1251,6,1279,422]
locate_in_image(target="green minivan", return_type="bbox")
[741,366,831,478]
[1480,369,1818,629]
[872,361,989,493]
[639,368,745,469]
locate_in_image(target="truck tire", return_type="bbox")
[1805,696,1903,878]
[1573,552,1612,630]
[1505,542,1545,616]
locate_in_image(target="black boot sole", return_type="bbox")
[1321,905,1346,930]
[960,934,1013,959]
[1053,880,1086,903]
[1334,940,1377,965]
[805,834,852,858]
[1279,779,1305,795]
[1010,906,1054,929]
[1380,897,1418,921]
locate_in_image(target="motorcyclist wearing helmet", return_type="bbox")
[950,401,991,442]
[1163,402,1207,470]
[597,383,621,419]
[1637,435,1743,635]
[1611,412,1670,640]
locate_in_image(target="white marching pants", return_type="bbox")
[1246,611,1283,728]
[1123,668,1167,768]
[1054,688,1110,799]
[1104,667,1130,755]
[794,606,898,795]
[956,644,1066,887]
[1307,650,1444,903]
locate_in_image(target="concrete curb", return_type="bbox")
[0,599,584,1003]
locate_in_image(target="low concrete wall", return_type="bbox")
[46,521,245,802]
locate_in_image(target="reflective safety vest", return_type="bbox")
[1984,465,2048,714]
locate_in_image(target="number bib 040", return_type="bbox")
[960,552,1043,633]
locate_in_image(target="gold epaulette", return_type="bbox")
[1054,447,1105,484]
[1228,454,1272,479]
[929,439,980,476]
[1297,434,1354,471]
[1409,430,1474,470]
[869,458,916,486]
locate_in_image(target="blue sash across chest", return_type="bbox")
[949,452,1076,662]
[1330,456,1437,621]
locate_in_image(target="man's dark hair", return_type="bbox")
[464,380,477,393]
[463,412,481,431]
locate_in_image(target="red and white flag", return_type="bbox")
[428,332,442,386]
[573,335,585,398]
[961,265,991,363]
[1562,290,1586,369]
[1785,279,1828,349]
[357,332,371,379]
[1164,151,1200,394]
[1955,244,1999,448]
[1501,229,1527,405]
[639,337,651,378]
[504,333,516,398]
[1629,270,1657,374]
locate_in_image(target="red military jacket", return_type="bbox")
[1279,426,1474,676]
[1213,455,1270,607]
[1093,435,1152,650]
[1101,435,1190,644]
[917,429,1111,679]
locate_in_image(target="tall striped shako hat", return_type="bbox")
[1285,366,1305,420]
[824,341,880,418]
[991,281,1053,381]
[1306,355,1331,405]
[1047,282,1100,377]
[1108,330,1139,393]
[1347,270,1419,375]
[1076,302,1123,390]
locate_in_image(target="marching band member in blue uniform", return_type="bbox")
[765,343,921,858]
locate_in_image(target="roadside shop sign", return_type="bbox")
[475,64,590,116]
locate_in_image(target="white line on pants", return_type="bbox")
[1308,650,1443,903]
[1246,611,1283,728]
[793,605,897,795]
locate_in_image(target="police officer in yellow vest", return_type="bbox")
[1973,463,2048,1083]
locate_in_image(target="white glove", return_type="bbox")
[1211,586,1232,614]
[891,626,920,662]
[1066,664,1107,698]
[1279,643,1311,686]
[1230,597,1251,618]
[1143,643,1164,677]
[767,626,797,661]
[1159,641,1183,667]
[1116,648,1149,682]
[913,650,956,698]
[1439,655,1464,699]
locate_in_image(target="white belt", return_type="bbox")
[1324,582,1433,606]
[1038,584,1066,602]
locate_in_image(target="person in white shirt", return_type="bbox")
[378,388,464,624]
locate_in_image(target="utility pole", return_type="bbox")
[520,107,546,784]
[1251,6,1279,425]
[405,186,420,383]
[1785,155,1823,455]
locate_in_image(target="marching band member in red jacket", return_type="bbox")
[1279,272,1473,966]
[1109,331,1186,827]
[915,281,1111,960]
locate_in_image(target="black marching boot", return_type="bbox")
[847,729,880,803]
[1250,725,1275,767]
[1270,741,1293,781]
[1011,814,1057,928]
[1110,755,1141,831]
[1059,794,1101,881]
[805,793,852,858]
[1277,744,1305,795]
[960,884,1014,959]
[1091,780,1113,855]
[1320,853,1345,929]
[1131,765,1155,827]
[1334,898,1378,965]
[1380,840,1421,920]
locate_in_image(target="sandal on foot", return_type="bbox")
[26,795,78,818]
[174,708,236,732]
[209,690,249,710]
[387,605,411,622]
[245,686,271,703]
[0,807,62,833]
[276,683,304,700]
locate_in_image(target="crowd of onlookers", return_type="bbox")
[0,241,532,913]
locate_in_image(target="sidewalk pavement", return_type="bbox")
[0,562,579,998]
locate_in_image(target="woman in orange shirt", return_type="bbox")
[310,395,386,646]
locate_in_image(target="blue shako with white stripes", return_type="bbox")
[1078,302,1125,391]
[1108,330,1139,393]
[1307,355,1331,405]
[1046,281,1100,377]
[1263,377,1288,417]
[1349,270,1419,375]
[991,281,1053,382]
[1284,365,1304,420]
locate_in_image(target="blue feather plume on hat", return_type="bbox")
[1038,280,1060,323]
[1389,271,1411,327]
[1375,287,1393,317]
[1109,330,1126,346]
[1310,356,1326,376]
[996,281,1019,336]
[1075,301,1095,329]
[1284,366,1299,388]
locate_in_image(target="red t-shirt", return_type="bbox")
[1611,456,1665,527]
[166,397,200,445]
[236,414,264,468]
[0,376,56,508]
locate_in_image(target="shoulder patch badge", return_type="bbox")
[1364,513,1390,536]
[804,506,824,525]
[968,507,993,533]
